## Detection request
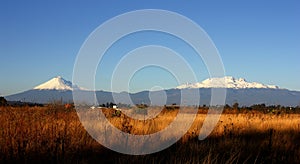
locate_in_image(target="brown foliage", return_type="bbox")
[0,106,299,163]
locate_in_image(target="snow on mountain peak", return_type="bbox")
[33,76,82,90]
[176,76,279,89]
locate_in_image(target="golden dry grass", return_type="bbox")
[0,105,299,163]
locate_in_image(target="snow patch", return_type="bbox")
[176,76,280,89]
[33,76,84,90]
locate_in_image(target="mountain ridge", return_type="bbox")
[5,76,300,106]
[33,76,84,91]
[176,76,279,90]
[33,76,282,92]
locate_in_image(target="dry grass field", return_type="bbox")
[0,105,299,163]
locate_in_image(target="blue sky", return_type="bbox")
[0,1,299,95]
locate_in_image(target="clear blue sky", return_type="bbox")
[1,1,299,96]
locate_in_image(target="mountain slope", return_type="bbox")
[176,76,279,89]
[5,76,300,106]
[34,76,83,90]
[6,76,84,104]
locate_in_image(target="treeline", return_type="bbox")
[202,103,300,114]
[0,97,44,107]
[161,102,300,114]
[2,96,300,114]
[98,102,131,108]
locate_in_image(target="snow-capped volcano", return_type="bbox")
[6,76,300,106]
[176,76,279,89]
[33,76,82,90]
